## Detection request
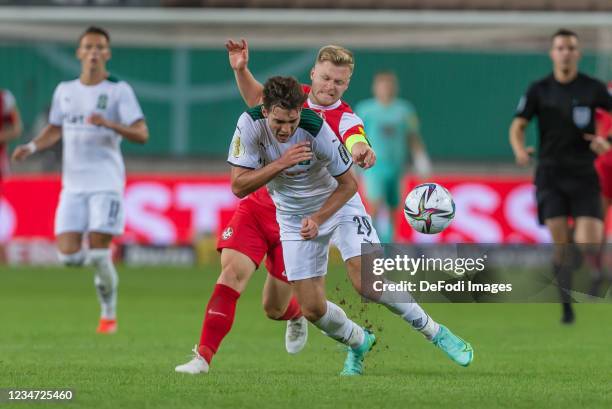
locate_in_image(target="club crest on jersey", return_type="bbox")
[222,227,233,240]
[96,94,108,110]
[572,106,591,129]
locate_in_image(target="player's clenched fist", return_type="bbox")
[351,141,376,169]
[225,39,249,71]
[300,217,319,240]
[278,141,313,169]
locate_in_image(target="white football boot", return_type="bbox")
[285,316,308,354]
[175,345,210,374]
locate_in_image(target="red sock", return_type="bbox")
[277,296,302,321]
[198,283,241,364]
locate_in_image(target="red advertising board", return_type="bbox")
[395,176,550,243]
[1,174,239,245]
[2,173,610,245]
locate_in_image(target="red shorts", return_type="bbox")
[595,156,612,200]
[216,190,286,282]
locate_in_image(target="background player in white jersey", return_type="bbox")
[12,26,149,334]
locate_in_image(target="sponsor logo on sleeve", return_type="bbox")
[338,144,350,165]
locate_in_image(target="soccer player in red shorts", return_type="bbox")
[0,89,22,262]
[594,105,612,208]
[175,41,375,374]
[592,82,612,206]
[591,95,612,295]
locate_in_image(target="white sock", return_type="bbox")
[88,249,118,320]
[378,281,440,340]
[313,301,365,349]
[57,249,86,267]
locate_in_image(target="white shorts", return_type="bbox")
[54,190,125,236]
[278,194,380,281]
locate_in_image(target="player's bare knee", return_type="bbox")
[301,309,324,323]
[57,238,82,255]
[300,302,326,322]
[218,259,251,292]
[218,266,243,289]
[218,249,255,291]
[88,232,114,249]
[262,301,285,320]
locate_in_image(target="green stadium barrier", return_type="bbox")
[0,44,600,159]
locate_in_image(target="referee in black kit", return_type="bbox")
[509,29,612,324]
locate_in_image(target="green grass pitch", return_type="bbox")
[1,264,611,409]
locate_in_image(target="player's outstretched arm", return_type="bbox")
[88,115,149,144]
[509,117,534,167]
[12,124,61,162]
[230,141,313,198]
[226,39,264,107]
[302,168,358,240]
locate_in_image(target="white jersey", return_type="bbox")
[49,77,144,193]
[227,106,353,216]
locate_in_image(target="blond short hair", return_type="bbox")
[316,45,354,73]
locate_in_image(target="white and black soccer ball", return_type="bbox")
[404,183,455,234]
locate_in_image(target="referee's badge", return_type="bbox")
[573,106,591,129]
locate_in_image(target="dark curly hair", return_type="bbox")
[262,76,307,111]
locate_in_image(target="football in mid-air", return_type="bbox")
[404,183,455,234]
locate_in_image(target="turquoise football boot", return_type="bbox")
[340,329,376,376]
[431,325,473,367]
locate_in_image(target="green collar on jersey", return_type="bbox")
[246,105,323,136]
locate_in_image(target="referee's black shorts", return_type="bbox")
[535,165,603,225]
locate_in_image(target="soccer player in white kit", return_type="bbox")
[229,76,474,374]
[229,76,377,375]
[12,26,149,334]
